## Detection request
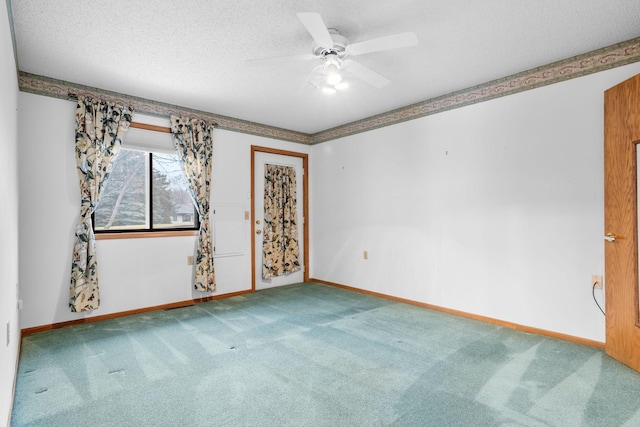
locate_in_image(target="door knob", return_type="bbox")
[256,230,262,235]
[604,233,617,242]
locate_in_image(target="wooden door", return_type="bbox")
[604,73,640,372]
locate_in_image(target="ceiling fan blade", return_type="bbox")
[297,65,324,95]
[297,12,334,48]
[246,53,316,66]
[343,60,390,89]
[346,32,418,56]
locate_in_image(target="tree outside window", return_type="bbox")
[94,149,197,232]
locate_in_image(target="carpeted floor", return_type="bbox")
[11,282,640,426]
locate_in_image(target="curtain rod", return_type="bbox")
[67,92,219,128]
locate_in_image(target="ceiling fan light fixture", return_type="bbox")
[321,53,345,92]
[323,53,342,73]
[248,13,416,94]
[326,72,342,86]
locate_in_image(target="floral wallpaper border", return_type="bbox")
[18,72,312,145]
[312,36,640,143]
[18,36,640,146]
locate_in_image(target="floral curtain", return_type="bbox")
[171,116,215,292]
[262,164,300,279]
[70,97,133,312]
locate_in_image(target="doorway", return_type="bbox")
[251,146,309,291]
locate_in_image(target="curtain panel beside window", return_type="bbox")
[171,116,216,292]
[70,97,133,312]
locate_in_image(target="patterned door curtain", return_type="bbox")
[70,97,133,312]
[262,164,301,279]
[171,116,216,293]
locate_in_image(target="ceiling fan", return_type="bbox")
[246,12,418,93]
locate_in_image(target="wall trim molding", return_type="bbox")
[20,279,605,349]
[311,37,640,143]
[21,289,254,335]
[17,72,313,145]
[310,278,606,350]
[17,36,640,145]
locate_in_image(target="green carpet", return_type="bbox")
[11,282,640,426]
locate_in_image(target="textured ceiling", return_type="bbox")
[9,0,640,134]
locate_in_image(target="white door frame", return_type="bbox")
[251,146,309,291]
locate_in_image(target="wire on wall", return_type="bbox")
[592,281,605,316]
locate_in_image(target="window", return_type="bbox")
[93,126,198,234]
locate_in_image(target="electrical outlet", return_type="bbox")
[592,275,603,289]
[187,255,194,265]
[363,251,368,260]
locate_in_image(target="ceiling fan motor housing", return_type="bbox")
[312,29,349,57]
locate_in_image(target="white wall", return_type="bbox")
[17,92,310,329]
[310,62,640,343]
[14,43,640,346]
[0,0,19,423]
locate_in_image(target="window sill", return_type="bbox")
[95,230,198,240]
